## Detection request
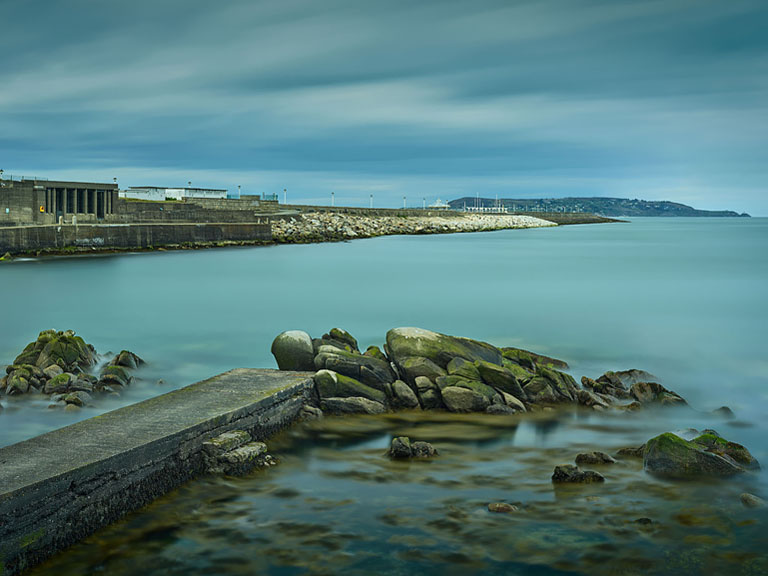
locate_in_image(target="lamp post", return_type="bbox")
[283,188,287,204]
[188,181,192,188]
[370,194,373,209]
[331,191,335,207]
[238,185,241,198]
[422,197,426,209]
[403,196,406,209]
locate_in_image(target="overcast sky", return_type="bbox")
[1,0,766,213]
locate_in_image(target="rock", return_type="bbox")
[501,347,569,370]
[6,372,30,395]
[110,350,145,369]
[498,390,526,412]
[314,345,395,389]
[615,445,645,458]
[64,403,81,412]
[575,452,616,465]
[486,404,517,415]
[488,502,518,513]
[298,405,324,421]
[441,386,490,413]
[389,436,412,458]
[629,381,686,406]
[522,377,558,403]
[436,375,498,401]
[64,391,92,407]
[364,346,388,362]
[35,332,94,371]
[475,360,527,401]
[398,356,447,385]
[313,370,387,404]
[323,328,359,352]
[414,376,444,410]
[740,493,765,508]
[690,431,759,470]
[271,330,316,371]
[44,372,72,394]
[536,366,578,402]
[320,396,387,415]
[391,380,420,409]
[385,327,503,370]
[69,377,94,393]
[552,464,605,483]
[220,441,267,464]
[583,374,629,399]
[99,365,132,388]
[501,360,535,383]
[712,406,735,419]
[43,365,64,379]
[388,437,437,458]
[643,432,756,478]
[411,441,438,458]
[446,357,482,380]
[202,430,252,458]
[577,389,611,409]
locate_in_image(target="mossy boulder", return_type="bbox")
[535,366,578,402]
[44,373,73,394]
[523,377,558,404]
[271,330,315,371]
[325,328,359,352]
[435,375,498,402]
[364,346,388,362]
[99,365,132,388]
[446,357,482,381]
[552,464,605,483]
[314,345,395,390]
[441,386,490,413]
[313,369,387,404]
[385,327,503,370]
[414,376,444,410]
[691,432,759,470]
[475,360,527,402]
[390,380,420,409]
[110,350,145,370]
[630,381,686,406]
[35,333,94,371]
[643,432,757,478]
[501,347,569,370]
[6,372,30,395]
[398,356,446,386]
[501,360,534,383]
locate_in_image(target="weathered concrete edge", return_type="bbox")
[0,370,315,576]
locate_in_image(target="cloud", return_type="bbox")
[1,0,767,213]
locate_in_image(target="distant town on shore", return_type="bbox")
[450,196,751,217]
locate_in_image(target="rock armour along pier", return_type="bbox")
[0,369,314,576]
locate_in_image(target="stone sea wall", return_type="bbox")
[271,212,556,243]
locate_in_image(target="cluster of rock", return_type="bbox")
[202,430,276,475]
[0,330,144,410]
[271,212,555,243]
[272,326,691,417]
[388,436,438,459]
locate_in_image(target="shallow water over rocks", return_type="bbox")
[30,409,767,576]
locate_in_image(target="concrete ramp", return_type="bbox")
[0,368,314,575]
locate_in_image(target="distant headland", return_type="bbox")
[449,196,751,218]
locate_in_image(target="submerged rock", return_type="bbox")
[388,436,438,459]
[643,431,759,478]
[740,493,765,508]
[552,464,605,483]
[488,502,518,513]
[615,445,645,459]
[575,452,616,465]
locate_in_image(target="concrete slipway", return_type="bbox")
[0,368,315,575]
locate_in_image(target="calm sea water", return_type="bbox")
[2,218,767,574]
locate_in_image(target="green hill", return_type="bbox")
[448,197,750,217]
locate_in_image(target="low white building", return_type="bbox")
[119,186,227,201]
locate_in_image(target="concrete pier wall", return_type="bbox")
[0,222,271,254]
[0,369,315,576]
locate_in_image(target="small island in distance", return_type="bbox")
[449,196,751,218]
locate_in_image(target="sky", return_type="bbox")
[1,0,766,213]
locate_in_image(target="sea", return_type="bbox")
[1,217,766,575]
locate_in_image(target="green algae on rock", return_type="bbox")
[643,431,759,478]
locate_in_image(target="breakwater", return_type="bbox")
[0,369,314,576]
[271,212,556,243]
[0,222,271,256]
